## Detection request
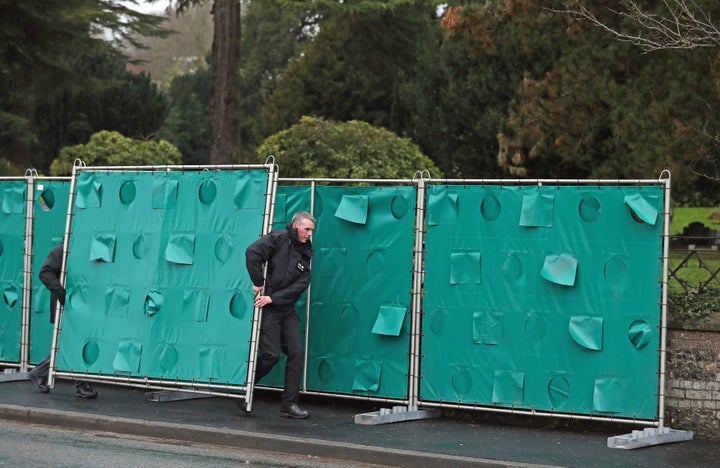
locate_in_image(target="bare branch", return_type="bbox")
[553,0,720,52]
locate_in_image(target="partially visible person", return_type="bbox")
[245,211,315,419]
[28,243,97,398]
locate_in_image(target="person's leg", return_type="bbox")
[28,355,51,392]
[30,355,51,380]
[254,310,283,383]
[279,312,303,409]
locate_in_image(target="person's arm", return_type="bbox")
[39,245,66,305]
[268,267,311,307]
[245,232,277,288]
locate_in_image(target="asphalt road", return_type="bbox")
[3,379,720,467]
[0,420,384,468]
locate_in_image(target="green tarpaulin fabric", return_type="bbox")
[55,169,269,387]
[29,179,71,364]
[0,180,27,363]
[421,184,664,420]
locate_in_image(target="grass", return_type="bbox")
[666,206,720,294]
[668,250,720,293]
[670,206,720,235]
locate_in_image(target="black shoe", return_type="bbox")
[28,372,49,393]
[75,383,98,399]
[280,403,309,419]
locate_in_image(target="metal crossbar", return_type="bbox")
[667,247,720,293]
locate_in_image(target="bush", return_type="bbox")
[256,116,442,179]
[0,158,23,176]
[50,131,182,175]
[668,289,720,321]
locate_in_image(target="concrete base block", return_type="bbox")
[607,427,693,449]
[145,391,216,403]
[0,369,28,383]
[354,405,441,425]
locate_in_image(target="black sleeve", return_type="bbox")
[245,232,278,287]
[268,266,311,307]
[39,244,66,305]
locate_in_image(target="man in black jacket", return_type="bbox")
[28,243,97,398]
[245,211,315,418]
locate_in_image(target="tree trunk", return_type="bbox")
[209,0,240,164]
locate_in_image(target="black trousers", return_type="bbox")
[254,308,303,408]
[30,355,89,390]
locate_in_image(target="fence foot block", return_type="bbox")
[0,369,29,383]
[145,391,216,403]
[607,427,693,449]
[354,405,441,425]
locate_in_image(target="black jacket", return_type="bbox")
[38,243,66,324]
[245,225,313,310]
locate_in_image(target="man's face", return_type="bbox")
[293,219,315,243]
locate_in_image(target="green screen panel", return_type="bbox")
[55,169,269,386]
[305,185,416,399]
[29,179,71,364]
[0,179,27,364]
[272,185,313,230]
[420,184,663,420]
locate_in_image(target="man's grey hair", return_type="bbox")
[292,211,316,224]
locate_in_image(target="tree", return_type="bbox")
[559,0,720,52]
[125,3,214,87]
[399,2,573,179]
[171,0,240,165]
[157,66,212,165]
[260,1,437,139]
[554,0,720,193]
[489,0,720,204]
[49,130,182,175]
[157,0,438,166]
[143,1,310,163]
[0,0,168,171]
[256,116,442,179]
[238,0,312,158]
[207,0,240,164]
[32,48,169,172]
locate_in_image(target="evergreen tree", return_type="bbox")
[260,1,437,139]
[497,1,720,204]
[238,0,312,158]
[157,67,212,165]
[400,2,573,179]
[0,0,167,173]
[33,49,168,171]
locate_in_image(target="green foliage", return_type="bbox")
[669,289,720,321]
[0,0,169,171]
[157,67,211,165]
[400,1,570,178]
[173,0,210,15]
[256,116,442,179]
[49,130,182,175]
[278,0,441,15]
[238,0,312,159]
[260,1,436,139]
[490,1,720,204]
[32,49,169,171]
[0,158,23,176]
[5,0,720,207]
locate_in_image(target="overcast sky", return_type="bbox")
[123,1,165,15]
